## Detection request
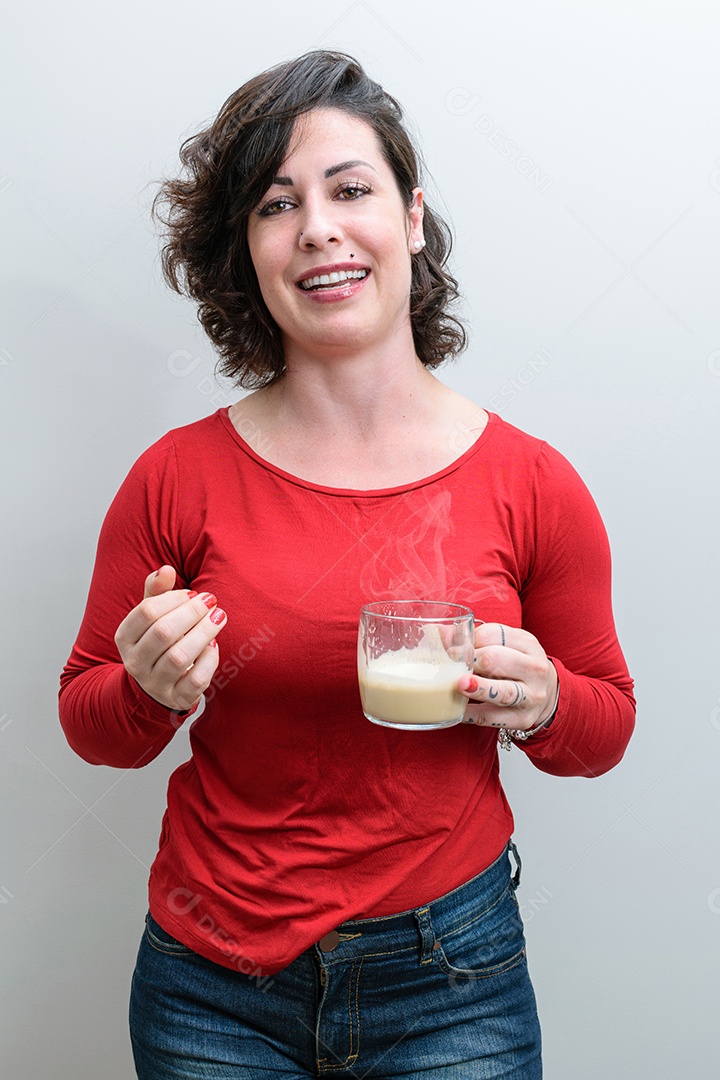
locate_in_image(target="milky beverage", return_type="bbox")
[358,623,469,727]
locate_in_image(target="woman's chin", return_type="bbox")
[283,322,387,358]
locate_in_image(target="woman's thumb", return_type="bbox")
[144,565,177,599]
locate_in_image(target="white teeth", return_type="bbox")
[300,269,368,290]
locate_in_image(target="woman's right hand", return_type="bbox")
[115,565,227,712]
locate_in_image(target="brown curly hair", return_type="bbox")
[153,50,466,389]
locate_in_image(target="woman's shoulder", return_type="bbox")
[164,408,228,448]
[481,412,549,467]
[485,412,545,449]
[483,413,591,496]
[132,409,228,460]
[117,411,231,492]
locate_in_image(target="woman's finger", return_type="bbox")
[143,565,177,600]
[461,676,528,708]
[171,640,221,709]
[121,603,227,711]
[474,646,548,683]
[459,673,524,705]
[473,622,542,657]
[117,590,217,651]
[460,623,557,731]
[459,661,558,731]
[150,607,227,683]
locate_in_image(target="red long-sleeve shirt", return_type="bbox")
[59,408,635,975]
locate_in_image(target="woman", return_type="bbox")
[59,50,635,1078]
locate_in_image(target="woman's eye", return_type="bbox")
[335,182,372,200]
[257,197,295,217]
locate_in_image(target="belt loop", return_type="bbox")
[508,840,522,889]
[414,906,435,965]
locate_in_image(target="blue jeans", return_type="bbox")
[129,843,541,1078]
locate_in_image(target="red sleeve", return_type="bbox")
[515,442,635,776]
[58,434,197,768]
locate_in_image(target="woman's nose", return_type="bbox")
[297,197,343,250]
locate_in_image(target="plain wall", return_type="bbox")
[2,1,719,1076]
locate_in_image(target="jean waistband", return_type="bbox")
[313,842,520,965]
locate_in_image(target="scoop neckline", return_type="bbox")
[217,407,499,497]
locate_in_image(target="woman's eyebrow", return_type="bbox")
[271,160,378,186]
[324,159,377,178]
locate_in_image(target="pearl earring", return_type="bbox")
[413,239,425,251]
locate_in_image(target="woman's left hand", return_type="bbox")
[458,623,558,731]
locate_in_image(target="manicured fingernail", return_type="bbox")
[210,639,217,648]
[187,590,198,599]
[209,607,226,625]
[201,593,217,608]
[460,676,479,694]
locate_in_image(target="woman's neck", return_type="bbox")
[266,349,441,442]
[227,335,488,488]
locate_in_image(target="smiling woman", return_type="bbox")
[59,48,635,1080]
[152,52,465,390]
[245,108,424,362]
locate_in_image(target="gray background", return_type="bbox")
[2,1,719,1076]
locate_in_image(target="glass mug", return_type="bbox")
[358,600,475,730]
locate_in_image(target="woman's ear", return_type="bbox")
[408,187,425,253]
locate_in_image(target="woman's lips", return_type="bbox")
[295,270,371,304]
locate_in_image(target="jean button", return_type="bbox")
[318,930,341,952]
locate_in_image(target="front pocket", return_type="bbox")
[433,885,527,981]
[144,914,196,957]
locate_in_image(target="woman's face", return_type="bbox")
[246,108,424,361]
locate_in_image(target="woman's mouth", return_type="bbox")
[298,268,369,291]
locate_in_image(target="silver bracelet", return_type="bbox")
[498,683,560,752]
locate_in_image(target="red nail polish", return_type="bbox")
[210,639,217,648]
[187,590,198,599]
[209,608,225,625]
[201,593,217,609]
